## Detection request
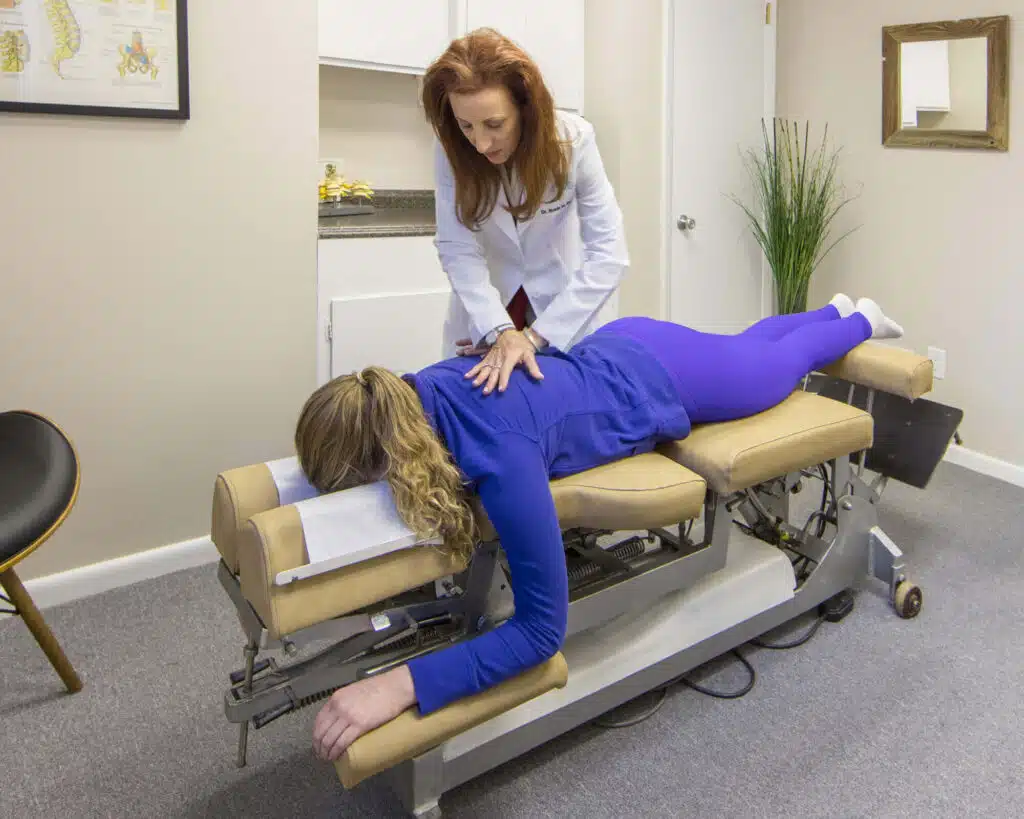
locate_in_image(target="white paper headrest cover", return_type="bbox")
[265,456,319,506]
[296,480,435,570]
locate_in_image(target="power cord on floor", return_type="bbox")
[593,649,756,728]
[749,613,825,649]
[593,591,854,730]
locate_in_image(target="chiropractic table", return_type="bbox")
[209,341,948,818]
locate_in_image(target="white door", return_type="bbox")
[667,0,775,332]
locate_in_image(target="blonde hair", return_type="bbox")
[294,366,477,563]
[421,27,570,228]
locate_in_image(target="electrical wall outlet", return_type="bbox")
[928,346,947,379]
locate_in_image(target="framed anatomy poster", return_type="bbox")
[0,0,189,119]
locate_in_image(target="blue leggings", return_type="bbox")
[601,306,873,424]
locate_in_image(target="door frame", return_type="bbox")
[659,0,778,321]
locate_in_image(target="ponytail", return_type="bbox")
[295,367,477,563]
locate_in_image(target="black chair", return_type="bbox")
[0,409,83,693]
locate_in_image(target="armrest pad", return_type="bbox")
[822,342,933,400]
[336,653,570,789]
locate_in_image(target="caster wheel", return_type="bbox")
[894,581,922,619]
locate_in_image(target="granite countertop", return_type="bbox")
[318,189,436,239]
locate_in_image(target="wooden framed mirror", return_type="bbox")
[882,15,1010,150]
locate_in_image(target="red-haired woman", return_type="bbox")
[421,28,629,397]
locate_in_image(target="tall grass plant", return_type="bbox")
[735,119,858,314]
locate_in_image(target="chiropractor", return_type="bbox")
[420,27,629,395]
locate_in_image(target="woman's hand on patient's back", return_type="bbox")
[463,328,544,395]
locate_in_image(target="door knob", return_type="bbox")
[677,214,696,231]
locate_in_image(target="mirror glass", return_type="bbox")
[900,37,989,131]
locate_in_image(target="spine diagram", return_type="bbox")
[45,0,81,77]
[0,29,29,73]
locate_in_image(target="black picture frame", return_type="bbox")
[0,0,189,120]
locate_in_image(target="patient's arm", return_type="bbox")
[405,432,569,715]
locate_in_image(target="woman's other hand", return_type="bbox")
[455,337,489,357]
[464,329,544,395]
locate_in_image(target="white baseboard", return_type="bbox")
[22,536,219,611]
[943,444,1024,489]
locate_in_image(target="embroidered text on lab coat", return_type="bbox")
[539,197,574,216]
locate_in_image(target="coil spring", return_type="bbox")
[282,624,437,716]
[297,686,339,710]
[567,536,647,584]
[370,624,446,655]
[290,626,445,712]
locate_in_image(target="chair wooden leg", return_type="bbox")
[0,567,83,693]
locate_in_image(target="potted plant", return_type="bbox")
[735,119,858,314]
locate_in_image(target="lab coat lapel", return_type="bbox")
[492,167,522,252]
[515,175,558,244]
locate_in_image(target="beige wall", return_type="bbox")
[319,65,435,189]
[2,1,319,581]
[584,0,666,320]
[777,1,1023,466]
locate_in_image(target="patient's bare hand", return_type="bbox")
[312,666,417,762]
[465,329,543,395]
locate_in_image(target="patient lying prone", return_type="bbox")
[297,295,904,761]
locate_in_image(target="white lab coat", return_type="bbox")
[433,110,629,356]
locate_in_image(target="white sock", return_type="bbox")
[828,293,856,318]
[855,297,904,340]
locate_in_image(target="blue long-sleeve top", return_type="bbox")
[403,325,691,715]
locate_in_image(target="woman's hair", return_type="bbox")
[294,367,477,563]
[421,27,570,228]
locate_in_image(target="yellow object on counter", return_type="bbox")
[318,163,375,203]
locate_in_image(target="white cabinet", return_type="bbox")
[318,0,456,74]
[466,0,585,113]
[900,40,951,126]
[316,0,585,113]
[316,236,452,385]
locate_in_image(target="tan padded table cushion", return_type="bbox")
[212,463,281,574]
[550,451,706,530]
[472,451,707,541]
[823,342,933,400]
[239,452,707,639]
[336,652,569,789]
[238,504,468,640]
[658,390,873,495]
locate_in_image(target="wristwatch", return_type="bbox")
[523,326,548,351]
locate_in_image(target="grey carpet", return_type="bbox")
[2,461,1022,819]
